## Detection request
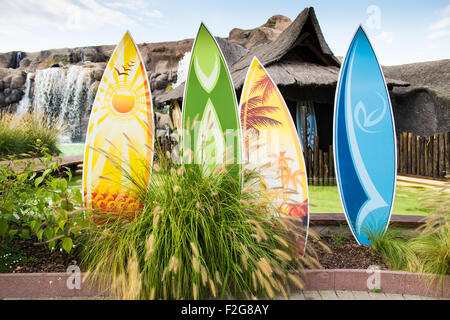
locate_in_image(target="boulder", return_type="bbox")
[10,73,26,89]
[10,88,24,102]
[152,72,170,91]
[89,81,100,94]
[91,68,104,81]
[19,57,31,68]
[0,92,6,107]
[81,47,98,62]
[228,14,291,48]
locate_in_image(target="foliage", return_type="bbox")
[0,139,90,253]
[0,241,35,273]
[80,150,325,300]
[411,183,450,280]
[370,182,449,281]
[331,225,348,247]
[370,228,420,271]
[0,113,62,158]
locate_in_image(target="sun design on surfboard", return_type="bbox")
[83,32,153,217]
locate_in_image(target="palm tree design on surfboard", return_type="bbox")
[240,57,309,253]
[334,26,397,245]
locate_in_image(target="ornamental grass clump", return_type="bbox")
[370,181,449,283]
[80,148,321,300]
[410,182,450,281]
[0,112,62,158]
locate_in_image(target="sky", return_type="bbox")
[0,0,449,66]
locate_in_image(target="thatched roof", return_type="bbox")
[157,7,408,104]
[383,59,449,135]
[383,59,450,104]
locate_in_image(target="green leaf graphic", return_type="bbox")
[183,23,242,189]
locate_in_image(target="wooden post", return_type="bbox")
[419,136,424,176]
[439,132,445,178]
[308,148,313,184]
[424,137,430,177]
[397,135,400,173]
[313,136,319,185]
[398,133,403,173]
[411,134,416,175]
[301,106,308,165]
[404,132,408,173]
[318,149,323,185]
[422,136,427,176]
[433,134,439,177]
[407,132,412,174]
[430,136,434,177]
[324,152,329,185]
[328,145,334,180]
[415,136,420,176]
[445,132,450,177]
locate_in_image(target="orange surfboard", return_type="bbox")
[240,57,309,252]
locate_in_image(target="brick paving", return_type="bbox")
[2,290,445,300]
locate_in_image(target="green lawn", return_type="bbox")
[69,173,435,216]
[309,185,435,216]
[58,143,85,157]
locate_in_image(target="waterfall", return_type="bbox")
[8,51,24,69]
[16,73,32,115]
[32,66,95,142]
[173,51,192,88]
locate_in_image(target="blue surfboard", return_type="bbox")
[333,26,397,245]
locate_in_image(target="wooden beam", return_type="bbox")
[303,39,334,66]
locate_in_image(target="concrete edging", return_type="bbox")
[0,269,447,299]
[302,269,448,298]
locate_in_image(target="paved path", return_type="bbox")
[397,174,448,190]
[2,291,444,300]
[288,290,443,300]
[1,156,82,174]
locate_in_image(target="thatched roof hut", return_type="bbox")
[157,7,408,105]
[383,59,449,136]
[157,7,413,152]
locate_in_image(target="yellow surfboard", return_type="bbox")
[240,57,309,251]
[82,31,154,218]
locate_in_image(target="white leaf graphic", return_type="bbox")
[195,99,225,174]
[194,55,220,93]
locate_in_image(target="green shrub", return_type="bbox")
[0,140,90,253]
[0,113,62,158]
[80,150,322,300]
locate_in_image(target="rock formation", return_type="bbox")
[228,15,292,49]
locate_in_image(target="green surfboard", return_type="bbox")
[182,23,242,189]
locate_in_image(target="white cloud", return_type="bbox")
[427,5,450,39]
[427,29,450,39]
[428,17,450,30]
[0,0,136,34]
[105,0,164,19]
[105,0,146,10]
[146,10,164,18]
[373,31,395,44]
